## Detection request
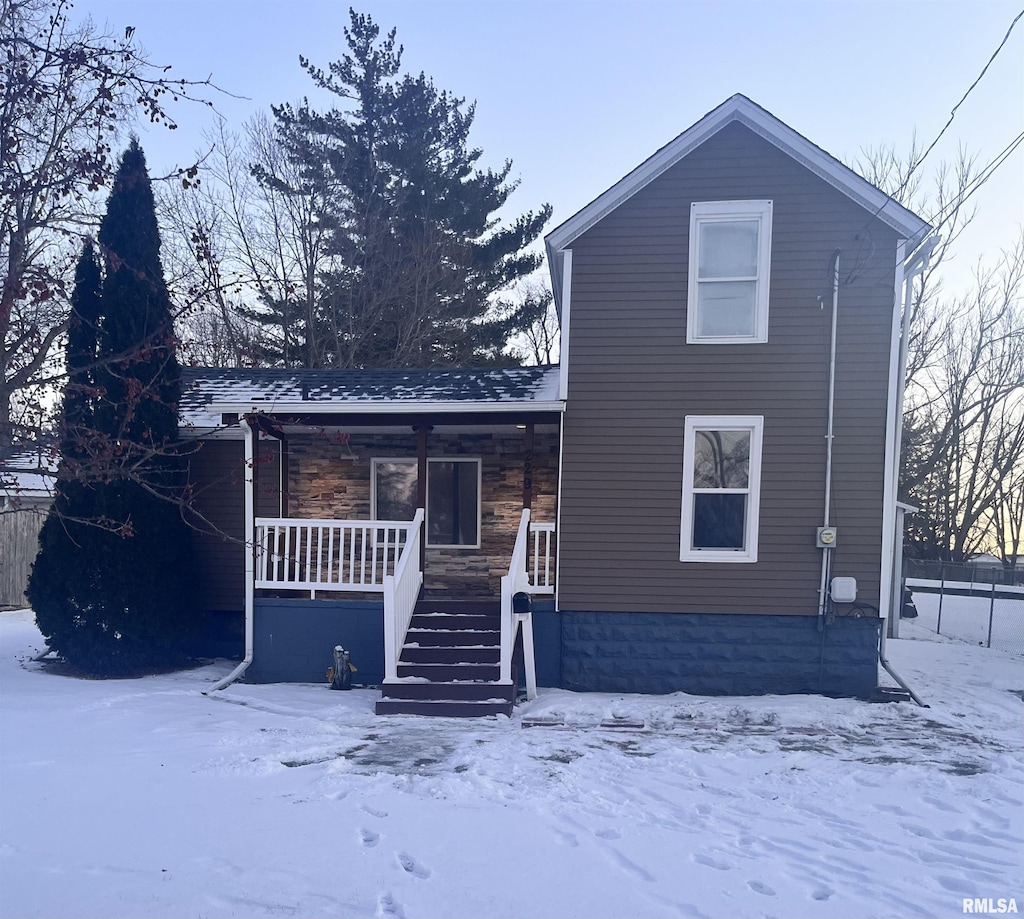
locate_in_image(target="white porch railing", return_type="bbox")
[529,522,555,594]
[500,509,543,699]
[255,516,418,594]
[383,508,425,682]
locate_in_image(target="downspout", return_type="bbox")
[817,251,840,631]
[877,236,939,708]
[206,416,256,693]
[889,236,940,524]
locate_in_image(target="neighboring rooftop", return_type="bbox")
[0,450,57,504]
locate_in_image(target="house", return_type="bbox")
[965,554,1004,570]
[182,95,932,714]
[0,451,54,608]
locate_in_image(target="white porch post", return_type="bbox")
[206,415,256,692]
[242,417,255,661]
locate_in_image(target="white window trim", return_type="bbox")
[371,456,483,550]
[687,200,773,344]
[680,415,763,563]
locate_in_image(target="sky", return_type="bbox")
[73,0,1024,296]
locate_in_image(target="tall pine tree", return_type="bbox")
[30,243,103,663]
[61,241,102,471]
[28,143,198,674]
[248,10,551,368]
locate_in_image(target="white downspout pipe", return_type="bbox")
[206,416,256,693]
[817,251,840,629]
[877,236,939,707]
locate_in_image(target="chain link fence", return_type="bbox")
[903,559,1024,586]
[901,562,1024,656]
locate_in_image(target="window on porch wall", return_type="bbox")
[372,458,481,549]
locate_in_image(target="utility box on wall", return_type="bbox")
[830,577,857,604]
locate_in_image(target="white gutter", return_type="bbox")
[876,236,939,708]
[205,416,256,693]
[879,241,907,634]
[889,236,941,510]
[206,400,566,416]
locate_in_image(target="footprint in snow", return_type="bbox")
[873,803,909,816]
[359,828,380,848]
[361,804,388,819]
[695,804,712,816]
[747,880,776,896]
[376,892,404,918]
[812,886,833,901]
[397,853,430,879]
[554,830,579,848]
[595,828,621,840]
[605,848,655,882]
[693,853,731,871]
[921,794,960,814]
[937,875,975,894]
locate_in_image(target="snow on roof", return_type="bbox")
[179,365,563,431]
[0,450,56,501]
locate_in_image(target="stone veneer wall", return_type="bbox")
[286,428,558,598]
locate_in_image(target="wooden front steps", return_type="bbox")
[375,601,515,718]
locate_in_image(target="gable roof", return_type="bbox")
[179,366,563,431]
[545,94,932,309]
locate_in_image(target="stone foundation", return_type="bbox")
[532,609,880,698]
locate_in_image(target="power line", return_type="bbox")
[864,7,1024,227]
[928,130,1024,235]
[908,8,1023,193]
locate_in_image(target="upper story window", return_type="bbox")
[687,200,772,344]
[680,415,763,563]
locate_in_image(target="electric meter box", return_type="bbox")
[816,526,838,548]
[830,577,858,604]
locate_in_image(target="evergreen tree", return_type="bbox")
[30,243,103,664]
[62,242,102,470]
[95,141,183,454]
[249,10,551,367]
[28,143,198,674]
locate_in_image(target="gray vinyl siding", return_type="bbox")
[559,122,897,615]
[188,439,281,612]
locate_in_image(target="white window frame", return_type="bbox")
[687,200,773,344]
[680,415,763,563]
[371,457,482,550]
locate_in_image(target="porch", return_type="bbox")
[250,509,555,714]
[204,395,560,715]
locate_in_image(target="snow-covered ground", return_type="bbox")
[1,607,1021,919]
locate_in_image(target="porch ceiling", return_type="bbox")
[271,421,560,436]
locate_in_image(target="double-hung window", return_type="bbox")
[680,416,763,563]
[372,458,481,548]
[687,200,772,343]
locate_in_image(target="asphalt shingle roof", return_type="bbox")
[179,365,561,429]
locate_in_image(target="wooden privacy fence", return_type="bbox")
[0,509,45,607]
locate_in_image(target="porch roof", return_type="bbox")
[180,366,563,434]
